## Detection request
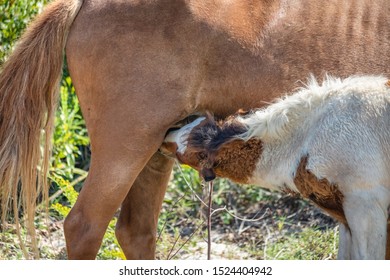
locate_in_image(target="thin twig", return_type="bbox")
[176,163,209,208]
[167,231,183,260]
[169,220,205,260]
[207,181,214,260]
[175,162,271,259]
[49,172,88,203]
[178,162,271,223]
[36,172,89,211]
[212,205,271,223]
[157,193,187,243]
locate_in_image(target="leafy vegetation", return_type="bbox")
[0,0,47,62]
[0,0,338,260]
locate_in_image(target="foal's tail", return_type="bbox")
[0,0,83,258]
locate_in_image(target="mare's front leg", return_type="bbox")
[115,152,174,259]
[343,190,389,259]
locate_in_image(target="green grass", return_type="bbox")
[263,227,338,260]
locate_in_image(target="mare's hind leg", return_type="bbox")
[115,152,174,259]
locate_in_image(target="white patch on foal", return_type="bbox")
[164,117,206,154]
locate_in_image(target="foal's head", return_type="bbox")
[162,113,222,181]
[163,111,262,183]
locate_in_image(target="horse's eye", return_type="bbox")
[197,152,207,160]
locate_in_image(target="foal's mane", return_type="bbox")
[188,112,248,153]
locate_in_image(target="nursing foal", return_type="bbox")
[163,75,390,259]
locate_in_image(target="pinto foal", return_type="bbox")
[163,76,390,260]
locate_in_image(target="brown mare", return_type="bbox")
[1,0,390,259]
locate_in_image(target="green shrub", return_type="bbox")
[0,0,48,63]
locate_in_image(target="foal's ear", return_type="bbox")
[237,108,249,115]
[205,111,215,122]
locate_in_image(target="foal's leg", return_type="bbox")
[387,222,390,259]
[337,223,351,260]
[115,152,174,259]
[343,191,388,259]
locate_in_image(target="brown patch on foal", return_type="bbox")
[294,157,346,224]
[212,138,263,184]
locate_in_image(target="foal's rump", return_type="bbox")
[301,76,390,188]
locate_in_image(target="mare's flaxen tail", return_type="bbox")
[0,0,83,258]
